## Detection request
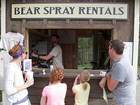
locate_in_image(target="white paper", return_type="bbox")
[103,88,108,104]
[23,59,32,71]
[90,74,94,77]
[123,42,133,64]
[99,71,107,76]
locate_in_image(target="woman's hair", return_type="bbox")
[80,70,90,90]
[50,67,64,83]
[9,44,24,58]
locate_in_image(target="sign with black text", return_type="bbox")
[11,3,128,20]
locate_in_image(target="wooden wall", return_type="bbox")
[6,0,134,42]
[4,1,136,104]
[28,77,110,105]
[28,70,113,105]
[5,0,135,69]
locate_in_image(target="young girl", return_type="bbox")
[40,67,67,105]
[4,44,34,105]
[72,70,91,105]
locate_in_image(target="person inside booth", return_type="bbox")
[31,34,64,69]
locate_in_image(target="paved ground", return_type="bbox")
[136,79,140,105]
[136,68,140,105]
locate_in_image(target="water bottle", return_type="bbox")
[50,65,54,72]
[42,69,46,75]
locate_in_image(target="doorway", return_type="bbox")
[76,29,111,70]
[77,37,93,69]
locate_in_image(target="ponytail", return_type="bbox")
[82,82,88,90]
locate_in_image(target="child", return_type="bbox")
[40,67,67,105]
[72,70,91,105]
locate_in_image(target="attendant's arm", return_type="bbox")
[32,53,53,61]
[40,96,47,105]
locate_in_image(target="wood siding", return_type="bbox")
[6,0,134,42]
[28,70,113,105]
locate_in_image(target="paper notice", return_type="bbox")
[103,88,108,104]
[23,59,32,71]
[99,71,107,76]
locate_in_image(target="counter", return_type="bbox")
[28,68,112,105]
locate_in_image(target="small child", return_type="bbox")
[72,70,91,105]
[40,67,67,105]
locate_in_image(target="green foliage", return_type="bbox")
[78,64,92,69]
[78,37,93,69]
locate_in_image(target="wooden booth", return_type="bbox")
[3,0,139,105]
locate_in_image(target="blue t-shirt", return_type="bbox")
[111,57,136,105]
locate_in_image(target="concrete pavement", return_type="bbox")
[136,79,140,105]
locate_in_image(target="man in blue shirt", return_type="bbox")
[99,39,136,105]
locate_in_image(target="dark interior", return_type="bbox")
[29,29,111,70]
